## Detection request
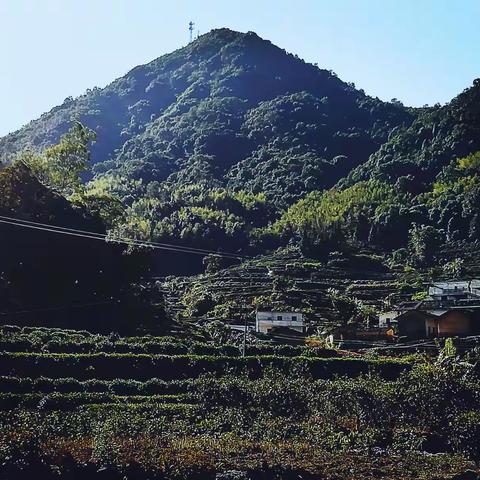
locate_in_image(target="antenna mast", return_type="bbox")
[189,21,195,43]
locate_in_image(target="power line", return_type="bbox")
[0,300,114,316]
[0,214,244,258]
[0,217,241,259]
[0,216,245,259]
[0,217,121,244]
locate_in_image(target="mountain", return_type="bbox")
[0,27,480,337]
[2,28,480,295]
[341,79,480,192]
[0,28,413,207]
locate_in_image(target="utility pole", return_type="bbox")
[242,314,248,357]
[188,21,195,43]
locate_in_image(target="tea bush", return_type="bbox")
[0,352,409,380]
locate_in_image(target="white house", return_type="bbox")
[428,279,480,299]
[378,310,401,329]
[255,311,305,334]
[429,281,470,298]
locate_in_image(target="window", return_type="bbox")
[277,315,282,321]
[292,315,297,321]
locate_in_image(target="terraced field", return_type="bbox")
[161,248,401,329]
[161,246,480,335]
[1,325,480,479]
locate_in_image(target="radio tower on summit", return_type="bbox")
[188,21,195,43]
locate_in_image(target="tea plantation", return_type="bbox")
[0,325,479,479]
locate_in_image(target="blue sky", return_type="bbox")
[0,0,479,136]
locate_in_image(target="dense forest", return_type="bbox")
[1,28,480,330]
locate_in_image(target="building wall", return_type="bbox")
[429,282,470,296]
[256,311,303,321]
[425,311,472,338]
[256,321,304,334]
[397,312,431,339]
[437,311,471,336]
[255,311,304,333]
[378,311,400,328]
[425,317,438,338]
[471,280,480,296]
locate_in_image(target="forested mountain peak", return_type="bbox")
[0,28,413,206]
[2,28,480,272]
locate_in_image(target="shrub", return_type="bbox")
[0,353,410,381]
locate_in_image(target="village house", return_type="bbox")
[378,279,480,339]
[378,310,400,329]
[394,309,473,339]
[255,311,305,334]
[428,280,480,301]
[425,310,473,338]
[395,310,434,339]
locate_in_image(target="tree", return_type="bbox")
[326,288,359,325]
[24,122,96,198]
[203,254,224,273]
[408,224,443,265]
[299,221,345,259]
[0,153,152,333]
[442,258,464,279]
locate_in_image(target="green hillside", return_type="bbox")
[0,29,413,207]
[342,79,480,190]
[1,28,480,331]
[2,26,480,480]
